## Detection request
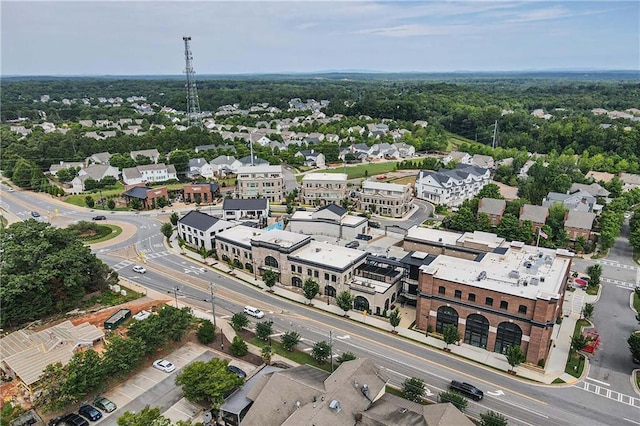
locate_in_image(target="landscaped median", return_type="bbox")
[564,318,592,378]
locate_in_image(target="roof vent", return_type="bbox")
[329,400,341,413]
[361,384,369,397]
[316,248,321,253]
[295,400,301,409]
[477,271,487,281]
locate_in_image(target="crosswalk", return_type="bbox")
[601,277,637,289]
[112,260,133,272]
[575,380,640,408]
[597,259,637,271]
[111,251,172,272]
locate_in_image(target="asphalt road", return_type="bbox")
[4,189,640,425]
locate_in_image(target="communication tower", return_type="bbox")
[183,36,202,128]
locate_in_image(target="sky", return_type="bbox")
[1,1,639,76]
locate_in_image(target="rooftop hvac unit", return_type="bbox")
[509,270,520,279]
[477,271,487,281]
[329,400,341,413]
[544,255,554,265]
[530,277,540,286]
[521,278,528,286]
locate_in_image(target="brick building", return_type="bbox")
[416,242,573,364]
[183,183,220,204]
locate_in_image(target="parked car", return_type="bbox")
[92,215,107,221]
[244,306,265,319]
[449,380,483,401]
[30,211,40,218]
[133,310,152,321]
[356,234,373,241]
[227,365,247,378]
[93,396,117,413]
[368,221,381,228]
[132,265,146,274]
[61,413,89,426]
[153,359,176,373]
[78,405,102,422]
[345,241,360,249]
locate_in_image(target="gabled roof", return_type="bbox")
[317,203,347,216]
[564,210,596,230]
[519,204,549,223]
[478,198,506,216]
[570,182,610,198]
[123,186,149,199]
[358,394,474,426]
[238,155,269,166]
[210,155,238,165]
[222,198,268,211]
[82,164,117,180]
[178,211,221,231]
[188,158,209,168]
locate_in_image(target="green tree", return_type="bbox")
[109,153,136,170]
[61,349,104,404]
[389,308,401,332]
[439,390,468,412]
[127,315,165,354]
[476,212,493,232]
[230,335,249,357]
[402,377,426,402]
[261,345,273,365]
[102,335,145,379]
[628,333,640,362]
[33,362,67,411]
[477,183,504,200]
[480,410,509,426]
[262,269,278,291]
[336,352,357,363]
[117,405,171,426]
[197,319,216,344]
[231,312,249,330]
[505,345,525,374]
[444,206,477,232]
[107,199,116,210]
[168,149,190,177]
[335,291,354,316]
[311,341,332,364]
[160,222,173,239]
[570,334,590,353]
[496,214,521,241]
[175,358,243,406]
[629,227,640,253]
[586,264,602,287]
[158,305,193,342]
[582,303,594,321]
[256,320,273,342]
[281,331,301,352]
[302,278,320,304]
[85,195,95,208]
[170,212,180,226]
[443,324,460,350]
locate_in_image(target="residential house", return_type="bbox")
[414,120,428,127]
[519,204,549,233]
[518,160,536,178]
[210,155,242,176]
[368,143,397,160]
[183,183,220,204]
[392,142,416,158]
[122,163,177,185]
[416,243,573,364]
[569,183,610,198]
[85,152,112,165]
[187,158,215,179]
[441,151,472,166]
[288,204,367,241]
[236,164,284,203]
[325,133,339,143]
[78,119,94,127]
[620,173,640,192]
[471,154,495,170]
[360,180,413,218]
[564,211,596,241]
[542,190,600,213]
[585,170,615,183]
[295,149,326,168]
[178,211,235,251]
[130,149,161,164]
[415,165,491,207]
[238,156,269,167]
[49,161,85,176]
[195,144,217,153]
[70,164,120,193]
[300,173,348,206]
[222,198,269,221]
[477,198,506,225]
[0,321,103,394]
[123,185,169,209]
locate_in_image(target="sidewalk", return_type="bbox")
[167,232,592,385]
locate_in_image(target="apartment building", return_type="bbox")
[300,173,348,206]
[360,180,413,218]
[122,163,177,185]
[177,211,235,251]
[416,242,573,364]
[415,165,490,207]
[236,164,284,203]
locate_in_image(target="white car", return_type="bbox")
[153,359,176,373]
[132,265,146,274]
[244,306,265,319]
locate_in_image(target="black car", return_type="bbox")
[78,405,102,421]
[368,220,381,228]
[227,365,247,378]
[92,215,107,221]
[31,211,40,218]
[449,380,483,401]
[62,413,90,426]
[356,234,373,241]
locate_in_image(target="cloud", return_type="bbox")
[295,22,318,30]
[354,23,473,38]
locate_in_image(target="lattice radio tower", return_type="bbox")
[183,36,202,128]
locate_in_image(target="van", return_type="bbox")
[243,306,265,319]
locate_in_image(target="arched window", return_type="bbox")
[494,322,523,354]
[324,285,336,297]
[265,256,278,268]
[353,296,370,312]
[436,306,459,333]
[245,263,253,272]
[384,299,390,310]
[464,314,489,349]
[292,277,303,288]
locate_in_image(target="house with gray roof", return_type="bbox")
[619,172,640,192]
[392,142,416,158]
[122,163,177,185]
[130,149,161,164]
[178,210,235,251]
[564,210,596,241]
[441,151,472,166]
[477,198,506,225]
[210,155,242,176]
[187,158,214,179]
[85,151,112,165]
[569,183,610,198]
[543,190,600,213]
[49,161,85,176]
[222,198,269,221]
[238,155,269,166]
[69,164,120,193]
[519,204,549,232]
[471,154,495,169]
[415,165,490,207]
[295,149,326,167]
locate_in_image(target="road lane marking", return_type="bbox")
[624,418,640,425]
[586,377,610,386]
[574,381,640,407]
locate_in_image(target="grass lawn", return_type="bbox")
[250,337,332,372]
[586,285,600,296]
[552,378,566,384]
[565,319,591,378]
[391,176,417,185]
[321,162,398,180]
[634,291,640,313]
[85,224,123,244]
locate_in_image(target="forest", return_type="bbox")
[1,75,639,177]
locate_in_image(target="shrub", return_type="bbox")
[230,335,248,357]
[281,331,301,352]
[196,320,216,344]
[230,312,249,330]
[438,391,467,412]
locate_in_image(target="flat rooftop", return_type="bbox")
[251,229,310,248]
[421,244,573,300]
[302,172,347,181]
[458,231,506,249]
[406,226,461,246]
[288,241,366,270]
[217,225,264,247]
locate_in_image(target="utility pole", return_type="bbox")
[492,120,499,149]
[209,282,217,331]
[329,330,334,373]
[171,286,180,308]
